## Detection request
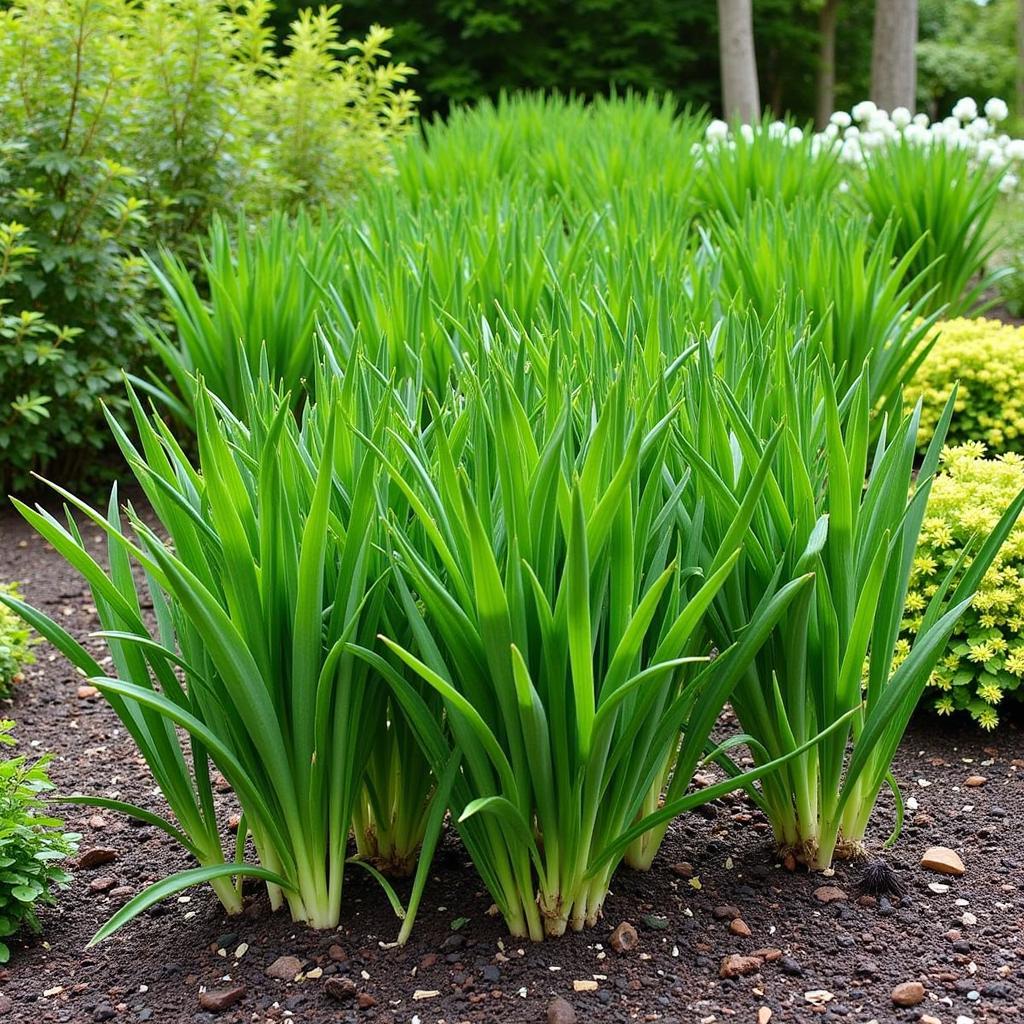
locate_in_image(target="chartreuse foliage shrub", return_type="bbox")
[0,0,416,492]
[675,320,1024,869]
[904,318,1024,455]
[0,585,37,699]
[903,444,1024,729]
[0,721,78,963]
[0,369,443,941]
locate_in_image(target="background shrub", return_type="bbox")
[0,720,77,963]
[0,585,37,699]
[902,443,1024,728]
[0,0,416,494]
[905,318,1024,454]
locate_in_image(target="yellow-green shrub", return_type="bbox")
[900,443,1024,728]
[905,317,1024,454]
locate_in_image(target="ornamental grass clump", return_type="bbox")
[677,326,1024,869]
[0,370,440,941]
[708,199,940,420]
[854,140,1008,316]
[903,443,1024,729]
[355,337,825,939]
[904,317,1024,454]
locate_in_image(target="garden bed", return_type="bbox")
[1,503,1022,1023]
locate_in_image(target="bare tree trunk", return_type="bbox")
[815,0,840,128]
[870,0,918,111]
[717,0,760,121]
[1017,0,1024,122]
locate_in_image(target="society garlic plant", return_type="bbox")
[1,368,442,940]
[673,322,1024,868]
[354,335,825,938]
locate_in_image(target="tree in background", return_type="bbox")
[815,0,841,125]
[917,0,1017,120]
[268,0,1009,124]
[871,0,918,110]
[718,0,761,119]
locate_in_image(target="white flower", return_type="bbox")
[903,123,927,145]
[913,113,930,128]
[891,107,912,129]
[844,125,860,139]
[967,116,991,140]
[768,120,787,139]
[985,97,1009,123]
[999,172,1019,194]
[787,126,804,145]
[830,110,852,129]
[838,179,850,193]
[706,119,729,142]
[952,97,978,122]
[740,123,755,143]
[1006,138,1024,161]
[851,100,877,122]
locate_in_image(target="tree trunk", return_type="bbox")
[815,0,840,128]
[870,0,918,112]
[717,0,760,121]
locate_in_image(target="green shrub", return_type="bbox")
[0,0,416,493]
[0,585,37,699]
[905,317,1024,454]
[0,720,77,963]
[902,443,1024,729]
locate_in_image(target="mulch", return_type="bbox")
[1,499,1022,1024]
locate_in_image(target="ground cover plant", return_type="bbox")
[0,585,37,698]
[905,443,1024,729]
[0,720,77,964]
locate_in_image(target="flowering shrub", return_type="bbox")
[0,0,417,492]
[0,585,37,699]
[901,444,1024,729]
[0,720,77,963]
[905,318,1024,455]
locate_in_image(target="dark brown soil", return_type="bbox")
[1,499,1023,1024]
